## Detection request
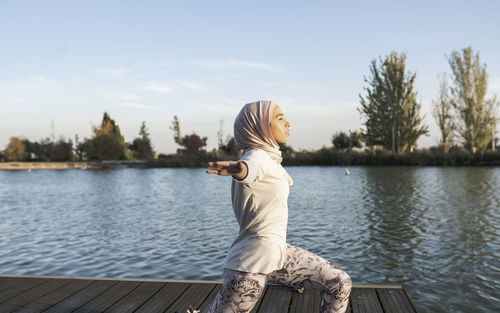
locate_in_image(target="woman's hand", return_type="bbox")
[206,161,248,180]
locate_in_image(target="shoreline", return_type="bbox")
[0,161,148,171]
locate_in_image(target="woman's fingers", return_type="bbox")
[206,161,241,176]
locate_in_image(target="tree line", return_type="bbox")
[1,46,498,166]
[1,112,156,162]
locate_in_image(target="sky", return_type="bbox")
[1,0,500,154]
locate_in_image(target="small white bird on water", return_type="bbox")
[345,168,350,175]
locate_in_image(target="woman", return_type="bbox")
[206,100,351,313]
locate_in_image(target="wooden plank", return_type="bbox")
[350,288,383,313]
[51,280,139,313]
[0,278,24,293]
[0,278,69,313]
[376,288,417,313]
[134,282,190,313]
[105,281,164,313]
[13,279,95,313]
[199,284,221,313]
[164,283,217,313]
[0,278,47,304]
[289,288,322,313]
[257,285,293,313]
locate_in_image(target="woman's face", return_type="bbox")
[270,105,291,143]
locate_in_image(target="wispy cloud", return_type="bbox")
[192,59,282,72]
[91,67,134,79]
[0,76,60,91]
[120,102,151,109]
[141,80,207,93]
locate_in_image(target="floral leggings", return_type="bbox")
[208,244,352,313]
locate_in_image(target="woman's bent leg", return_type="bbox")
[268,244,352,313]
[208,269,267,313]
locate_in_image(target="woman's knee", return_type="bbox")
[324,269,352,296]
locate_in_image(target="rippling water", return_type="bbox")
[0,167,499,312]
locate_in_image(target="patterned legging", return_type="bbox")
[208,244,352,313]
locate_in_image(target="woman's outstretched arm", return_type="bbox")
[206,161,248,181]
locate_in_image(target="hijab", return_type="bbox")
[234,100,282,163]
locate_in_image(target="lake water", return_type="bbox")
[0,166,499,313]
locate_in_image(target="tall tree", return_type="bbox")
[432,74,455,153]
[170,115,182,145]
[89,112,129,160]
[447,47,498,153]
[359,51,428,155]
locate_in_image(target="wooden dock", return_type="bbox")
[0,275,418,313]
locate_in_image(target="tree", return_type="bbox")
[51,137,74,161]
[219,136,241,157]
[88,112,129,160]
[432,74,455,153]
[447,47,498,153]
[332,131,363,151]
[170,115,207,154]
[181,133,207,154]
[170,115,182,145]
[217,119,224,150]
[332,131,350,150]
[5,137,26,161]
[359,51,428,155]
[130,121,155,160]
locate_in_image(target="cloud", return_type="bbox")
[0,76,60,92]
[141,80,207,93]
[91,67,134,79]
[118,94,143,101]
[192,59,282,72]
[141,82,176,93]
[120,102,151,109]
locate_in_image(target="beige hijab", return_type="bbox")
[234,100,282,163]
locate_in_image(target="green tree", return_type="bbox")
[180,133,207,154]
[447,47,498,153]
[432,74,455,153]
[130,121,155,160]
[219,136,241,157]
[170,115,182,145]
[332,130,363,151]
[23,138,54,161]
[359,51,428,155]
[170,115,207,154]
[51,137,74,161]
[88,112,129,160]
[332,131,350,150]
[5,137,27,161]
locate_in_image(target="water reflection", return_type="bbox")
[359,167,423,285]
